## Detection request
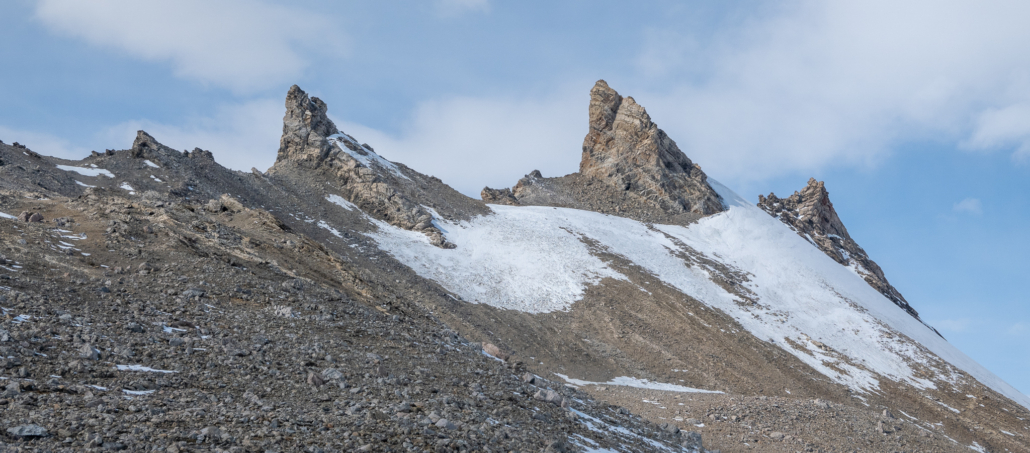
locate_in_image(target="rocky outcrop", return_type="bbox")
[131,130,165,158]
[272,85,454,248]
[481,186,518,205]
[480,81,724,223]
[758,179,931,328]
[580,80,723,215]
[276,85,338,167]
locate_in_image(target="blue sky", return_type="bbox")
[2,0,1029,394]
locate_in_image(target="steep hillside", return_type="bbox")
[0,80,1028,453]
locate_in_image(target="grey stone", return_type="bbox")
[7,424,48,438]
[534,389,564,406]
[79,343,100,360]
[681,431,703,450]
[435,418,457,430]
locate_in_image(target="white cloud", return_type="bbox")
[953,198,983,216]
[624,0,1030,182]
[435,0,490,17]
[931,318,974,333]
[336,92,584,198]
[100,99,284,172]
[1008,322,1030,336]
[0,125,90,160]
[34,0,346,92]
[964,102,1030,161]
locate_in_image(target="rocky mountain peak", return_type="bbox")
[758,179,931,328]
[131,130,163,158]
[276,84,340,167]
[580,80,724,215]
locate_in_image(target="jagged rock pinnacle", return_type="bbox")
[131,130,162,158]
[580,80,724,215]
[277,85,340,166]
[758,178,932,329]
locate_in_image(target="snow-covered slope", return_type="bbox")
[363,179,1030,411]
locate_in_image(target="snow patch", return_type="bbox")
[0,212,15,220]
[119,182,135,193]
[330,134,409,180]
[74,180,95,188]
[326,194,357,211]
[114,364,177,373]
[122,389,156,395]
[144,160,159,168]
[360,179,1030,410]
[317,220,343,238]
[556,373,723,394]
[56,165,113,178]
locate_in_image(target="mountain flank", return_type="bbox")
[0,80,1027,452]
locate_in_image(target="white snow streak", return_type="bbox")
[114,364,177,373]
[56,164,113,178]
[326,194,357,211]
[555,373,723,394]
[330,133,409,180]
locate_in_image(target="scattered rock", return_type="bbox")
[7,424,48,439]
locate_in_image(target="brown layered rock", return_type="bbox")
[480,81,724,223]
[481,186,517,205]
[580,80,723,215]
[758,179,933,330]
[272,85,455,248]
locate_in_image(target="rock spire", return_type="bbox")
[758,178,931,328]
[580,80,724,215]
[276,85,339,166]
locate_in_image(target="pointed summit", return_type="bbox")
[758,179,931,329]
[277,84,340,166]
[580,80,724,215]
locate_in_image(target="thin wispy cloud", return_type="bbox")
[99,99,284,172]
[435,0,491,17]
[625,1,1030,183]
[1009,322,1029,336]
[0,125,90,160]
[336,91,584,197]
[953,198,983,215]
[931,318,974,333]
[34,0,346,93]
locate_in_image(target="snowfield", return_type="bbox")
[363,180,1030,410]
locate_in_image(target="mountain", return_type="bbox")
[757,178,930,330]
[0,81,1026,452]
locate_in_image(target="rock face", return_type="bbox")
[272,85,454,248]
[580,80,723,215]
[276,85,338,167]
[480,186,518,205]
[480,81,724,224]
[758,178,928,326]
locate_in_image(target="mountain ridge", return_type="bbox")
[0,81,1026,452]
